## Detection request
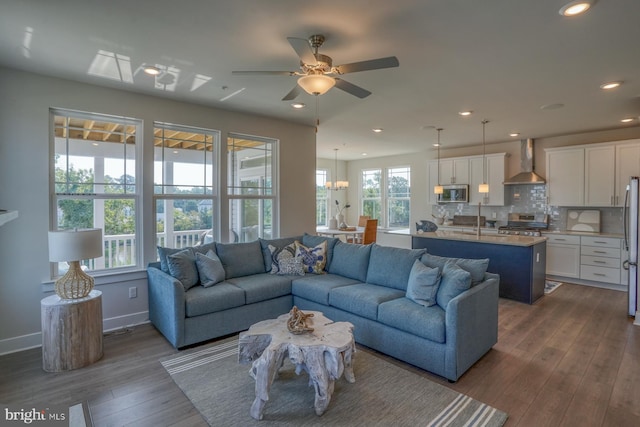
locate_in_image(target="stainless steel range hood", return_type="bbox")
[503,139,546,185]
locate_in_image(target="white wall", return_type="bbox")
[0,67,316,354]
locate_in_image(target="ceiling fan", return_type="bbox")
[232,34,399,100]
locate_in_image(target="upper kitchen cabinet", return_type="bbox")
[585,145,615,206]
[546,148,584,206]
[470,153,506,206]
[615,141,640,206]
[439,158,469,185]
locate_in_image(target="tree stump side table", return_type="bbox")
[41,290,103,372]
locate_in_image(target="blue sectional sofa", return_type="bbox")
[147,234,499,381]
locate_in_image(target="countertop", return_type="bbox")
[412,230,547,247]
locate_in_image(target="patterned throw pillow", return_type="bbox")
[268,243,297,275]
[294,240,327,274]
[277,257,305,276]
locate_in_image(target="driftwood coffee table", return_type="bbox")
[238,311,355,420]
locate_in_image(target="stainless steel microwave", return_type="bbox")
[437,184,469,203]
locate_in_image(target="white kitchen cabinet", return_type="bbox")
[615,141,640,206]
[546,234,581,278]
[546,148,584,206]
[585,145,615,206]
[580,236,622,284]
[439,158,469,185]
[469,153,506,206]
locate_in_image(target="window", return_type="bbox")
[360,166,411,228]
[227,134,277,242]
[52,110,141,274]
[316,169,329,226]
[387,167,411,227]
[154,122,219,249]
[361,169,382,221]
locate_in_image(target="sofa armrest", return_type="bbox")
[147,265,186,348]
[444,272,499,380]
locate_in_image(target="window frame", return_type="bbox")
[316,168,329,226]
[359,165,411,229]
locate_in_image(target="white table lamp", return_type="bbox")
[48,228,103,299]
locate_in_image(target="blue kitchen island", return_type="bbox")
[412,231,547,304]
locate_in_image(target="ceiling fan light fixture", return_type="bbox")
[297,74,335,95]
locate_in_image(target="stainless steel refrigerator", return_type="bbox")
[624,176,639,317]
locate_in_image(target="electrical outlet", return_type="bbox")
[492,212,497,219]
[129,287,137,299]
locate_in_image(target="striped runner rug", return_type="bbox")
[160,337,507,426]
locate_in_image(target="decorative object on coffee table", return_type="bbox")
[238,311,355,420]
[287,306,314,334]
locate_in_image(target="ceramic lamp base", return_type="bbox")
[55,261,94,299]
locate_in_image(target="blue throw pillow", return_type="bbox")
[295,240,327,274]
[406,260,441,307]
[277,257,305,276]
[195,250,225,288]
[167,248,199,290]
[436,262,472,310]
[268,242,297,274]
[421,253,489,286]
[259,236,302,272]
[302,233,339,271]
[157,246,184,273]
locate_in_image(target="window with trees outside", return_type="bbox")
[154,122,219,250]
[316,169,328,226]
[228,134,277,242]
[52,110,141,275]
[361,166,411,228]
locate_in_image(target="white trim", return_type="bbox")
[41,269,148,292]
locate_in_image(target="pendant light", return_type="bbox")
[326,148,349,191]
[478,120,490,194]
[434,128,444,195]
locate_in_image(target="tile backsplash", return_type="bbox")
[430,184,624,234]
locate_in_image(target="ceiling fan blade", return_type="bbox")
[287,37,317,65]
[334,78,371,98]
[232,70,295,76]
[282,85,302,101]
[334,56,399,74]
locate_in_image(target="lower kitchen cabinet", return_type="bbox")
[546,234,580,278]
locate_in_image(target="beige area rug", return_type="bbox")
[160,337,508,427]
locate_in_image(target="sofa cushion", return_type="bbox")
[195,250,226,288]
[329,283,405,320]
[157,242,217,274]
[436,262,472,310]
[167,249,199,290]
[420,253,489,286]
[260,236,302,272]
[302,234,339,271]
[295,240,327,274]
[184,283,246,317]
[378,297,446,343]
[406,260,441,307]
[328,241,372,282]
[277,257,305,276]
[268,242,297,275]
[226,273,292,304]
[291,274,361,305]
[216,240,266,279]
[366,245,426,290]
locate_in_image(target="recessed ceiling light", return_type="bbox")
[509,133,520,137]
[559,0,595,17]
[621,118,635,123]
[432,143,441,147]
[291,103,306,109]
[540,103,565,110]
[143,65,161,76]
[361,152,368,156]
[600,81,622,90]
[92,142,99,146]
[173,150,179,154]
[458,111,473,116]
[372,128,383,133]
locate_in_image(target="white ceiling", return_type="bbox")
[1,0,639,160]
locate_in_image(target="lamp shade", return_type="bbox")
[48,228,103,262]
[297,74,335,95]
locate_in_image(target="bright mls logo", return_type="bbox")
[2,405,67,426]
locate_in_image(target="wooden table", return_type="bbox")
[41,290,103,372]
[316,226,364,242]
[238,311,355,420]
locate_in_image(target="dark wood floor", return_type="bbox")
[1,283,639,426]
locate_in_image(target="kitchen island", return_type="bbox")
[412,231,547,304]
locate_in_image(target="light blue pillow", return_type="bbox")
[436,262,472,310]
[421,253,489,286]
[196,250,225,288]
[157,246,184,273]
[406,260,441,307]
[167,249,199,290]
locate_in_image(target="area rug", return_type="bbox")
[160,337,508,427]
[544,280,564,295]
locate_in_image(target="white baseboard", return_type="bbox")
[634,312,640,326]
[0,311,149,356]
